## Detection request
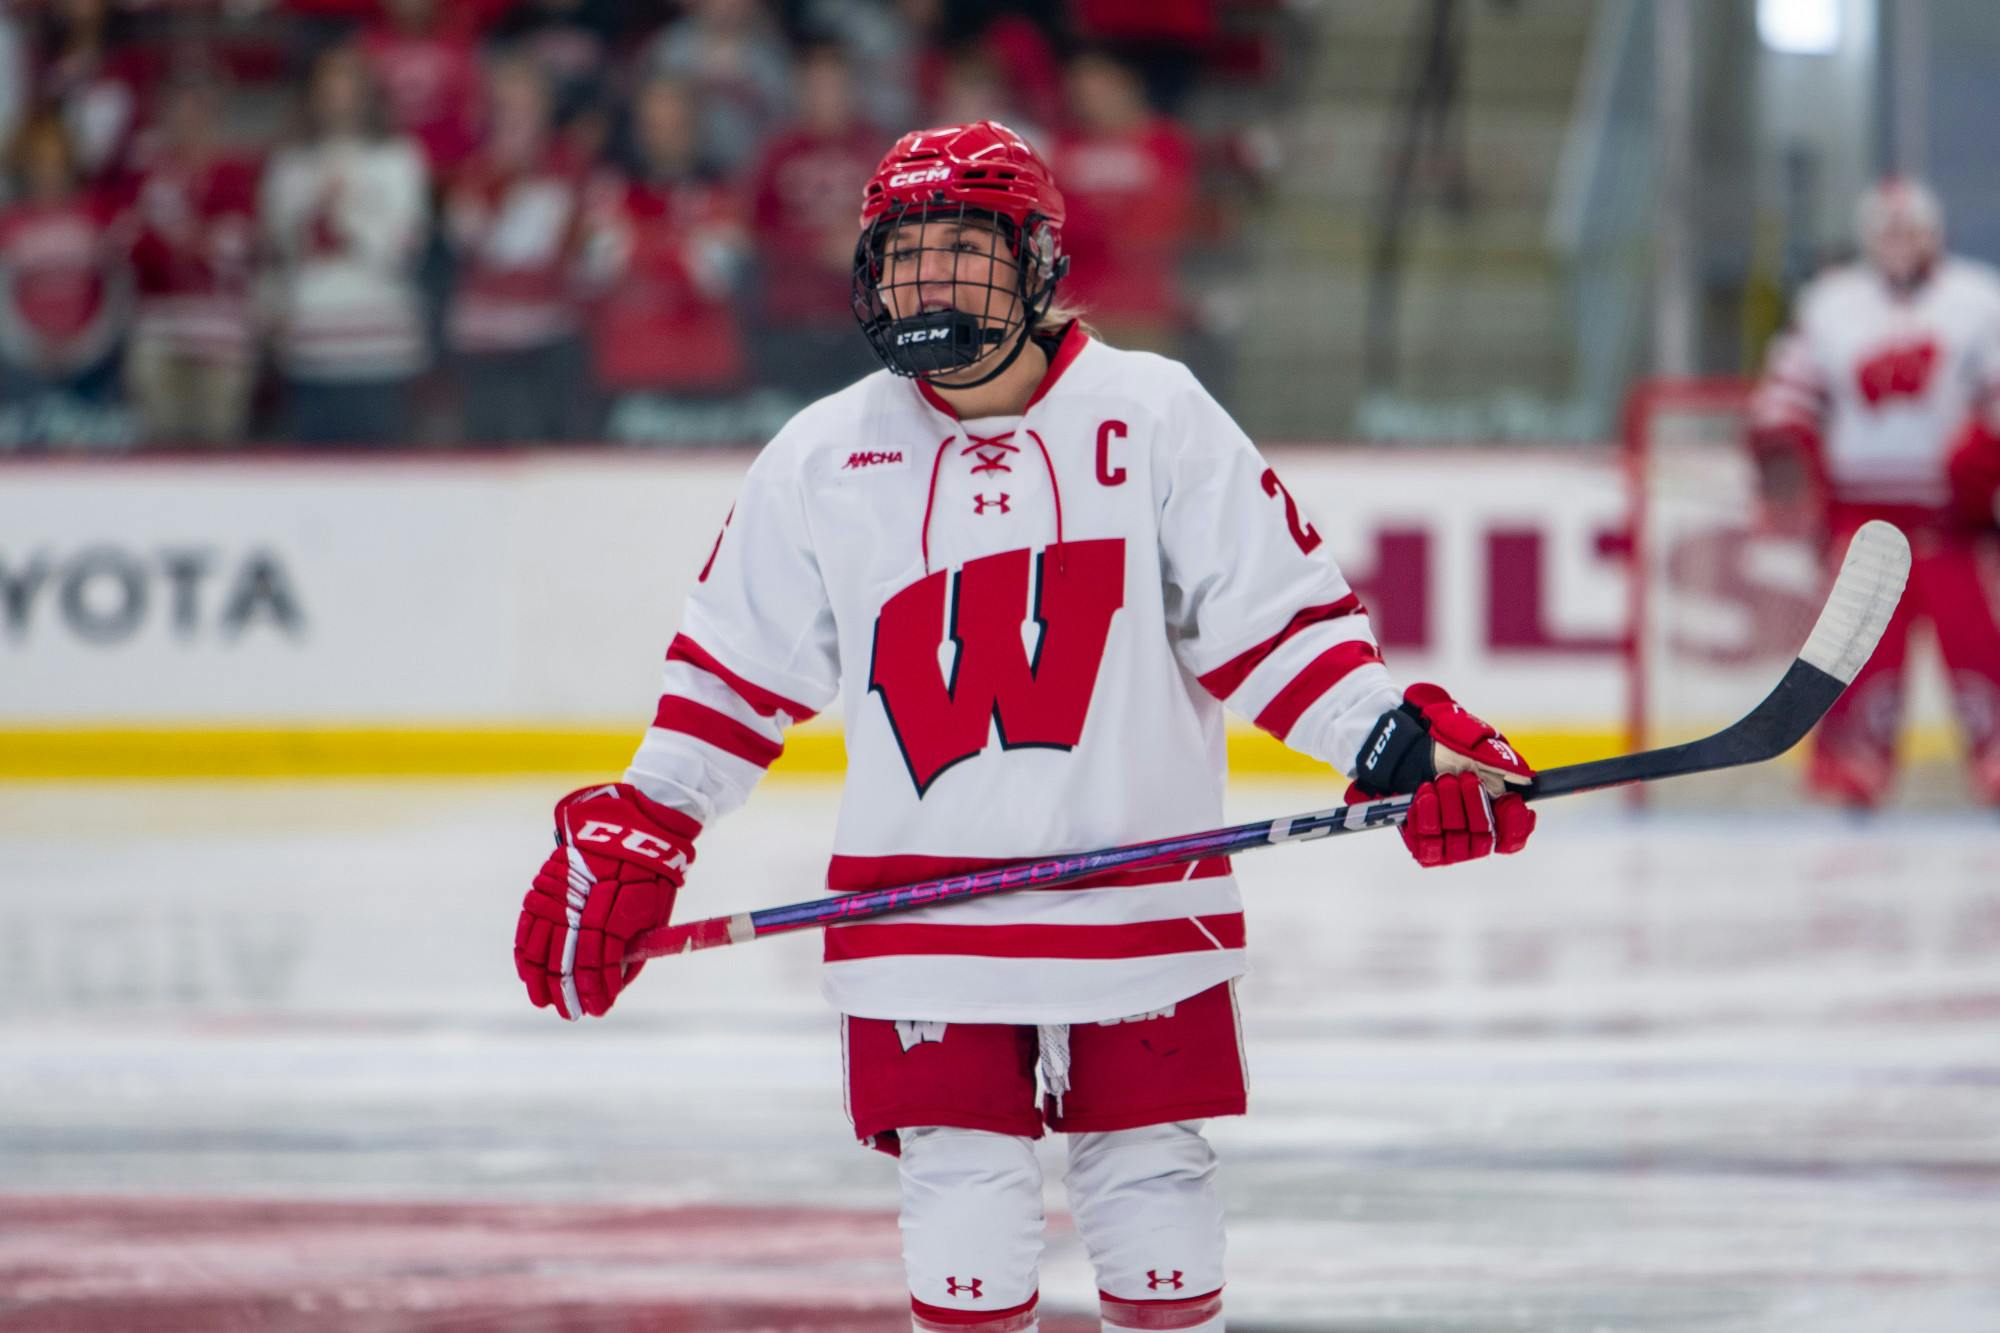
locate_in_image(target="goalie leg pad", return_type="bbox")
[1922,535,2000,800]
[1065,1121,1225,1329]
[1810,540,1915,804]
[898,1126,1045,1325]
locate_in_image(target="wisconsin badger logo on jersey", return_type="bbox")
[869,539,1124,793]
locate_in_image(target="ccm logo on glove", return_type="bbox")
[572,820,689,865]
[515,783,701,1020]
[1348,683,1536,868]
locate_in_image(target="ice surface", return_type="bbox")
[2,780,1997,1330]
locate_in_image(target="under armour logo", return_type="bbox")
[945,1277,983,1299]
[973,493,1010,514]
[1146,1270,1185,1291]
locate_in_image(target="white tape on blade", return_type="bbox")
[1798,520,1911,685]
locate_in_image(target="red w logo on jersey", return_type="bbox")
[1856,337,1939,406]
[869,540,1125,794]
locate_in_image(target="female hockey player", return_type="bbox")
[516,121,1537,1333]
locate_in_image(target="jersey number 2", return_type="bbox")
[1261,468,1322,554]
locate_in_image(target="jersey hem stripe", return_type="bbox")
[827,852,1233,894]
[823,913,1246,962]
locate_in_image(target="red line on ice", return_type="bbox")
[0,1196,1101,1332]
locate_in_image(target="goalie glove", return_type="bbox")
[1947,419,2000,530]
[515,782,701,1020]
[1347,683,1536,867]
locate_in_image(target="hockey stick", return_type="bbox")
[627,520,1910,961]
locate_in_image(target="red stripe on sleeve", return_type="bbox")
[1252,639,1384,739]
[823,914,1246,963]
[1197,596,1363,700]
[651,696,783,767]
[666,634,817,722]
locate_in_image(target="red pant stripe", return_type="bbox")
[1100,1287,1224,1330]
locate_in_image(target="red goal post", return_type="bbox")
[1623,378,1830,799]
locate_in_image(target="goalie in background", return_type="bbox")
[1750,179,2000,808]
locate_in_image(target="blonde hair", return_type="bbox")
[1035,300,1097,339]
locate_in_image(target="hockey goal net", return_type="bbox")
[1624,378,1830,803]
[1627,378,1975,808]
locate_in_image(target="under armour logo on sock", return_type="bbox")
[1146,1269,1185,1291]
[945,1276,983,1298]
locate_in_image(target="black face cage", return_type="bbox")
[850,201,1061,386]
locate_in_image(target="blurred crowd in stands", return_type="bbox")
[0,0,1282,449]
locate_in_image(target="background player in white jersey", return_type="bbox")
[515,122,1538,1333]
[1751,179,2000,806]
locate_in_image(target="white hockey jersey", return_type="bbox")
[626,324,1401,1024]
[1751,258,2000,506]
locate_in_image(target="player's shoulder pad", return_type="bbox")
[752,371,897,471]
[1796,262,1869,320]
[1943,256,2000,307]
[1074,337,1205,399]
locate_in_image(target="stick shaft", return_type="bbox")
[634,795,1413,958]
[630,522,1908,963]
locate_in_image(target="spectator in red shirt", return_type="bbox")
[443,54,591,441]
[122,72,260,446]
[0,114,130,409]
[1071,0,1217,109]
[488,0,626,128]
[1050,47,1195,353]
[261,44,432,446]
[745,40,880,400]
[583,76,749,437]
[928,49,1045,149]
[358,0,484,176]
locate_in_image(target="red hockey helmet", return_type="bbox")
[851,121,1069,383]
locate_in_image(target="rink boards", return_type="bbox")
[0,446,1954,777]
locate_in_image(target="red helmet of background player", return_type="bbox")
[850,120,1069,385]
[1857,177,1943,292]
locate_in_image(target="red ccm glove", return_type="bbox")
[515,783,700,1020]
[1346,683,1537,867]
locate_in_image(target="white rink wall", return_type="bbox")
[0,446,1642,775]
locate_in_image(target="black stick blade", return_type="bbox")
[1531,521,1911,800]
